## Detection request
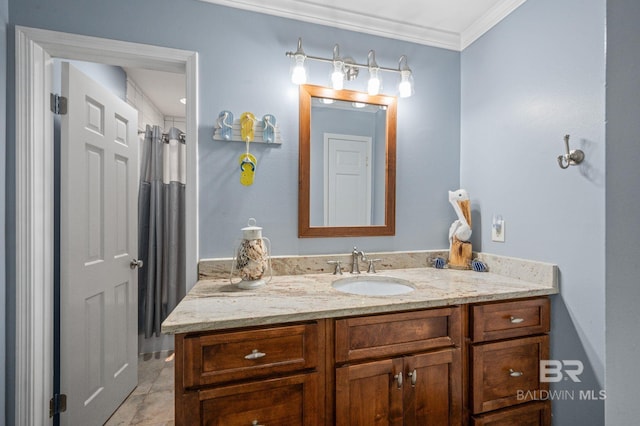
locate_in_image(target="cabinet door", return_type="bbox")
[336,358,404,426]
[404,348,462,426]
[194,372,321,426]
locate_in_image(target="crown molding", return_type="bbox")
[199,0,526,51]
[461,0,528,49]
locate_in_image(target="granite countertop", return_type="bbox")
[162,253,558,334]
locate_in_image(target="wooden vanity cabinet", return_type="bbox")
[172,296,554,425]
[333,307,463,425]
[175,321,325,425]
[467,297,551,426]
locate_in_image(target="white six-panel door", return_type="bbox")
[60,62,139,426]
[324,133,373,226]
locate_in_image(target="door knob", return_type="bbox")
[130,259,144,269]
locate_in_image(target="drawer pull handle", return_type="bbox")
[251,421,264,426]
[509,368,524,377]
[244,349,266,360]
[394,372,403,389]
[510,316,524,324]
[408,369,417,387]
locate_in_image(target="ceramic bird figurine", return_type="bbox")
[448,189,473,269]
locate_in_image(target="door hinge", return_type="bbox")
[49,393,67,417]
[50,93,68,115]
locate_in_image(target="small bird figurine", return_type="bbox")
[448,189,473,269]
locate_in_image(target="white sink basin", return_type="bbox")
[332,275,415,296]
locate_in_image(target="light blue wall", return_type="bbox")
[12,1,635,425]
[53,60,126,101]
[5,1,460,422]
[8,0,461,260]
[1,0,7,422]
[461,0,605,424]
[605,0,640,423]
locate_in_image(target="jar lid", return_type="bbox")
[241,218,262,240]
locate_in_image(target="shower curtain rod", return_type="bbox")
[138,129,186,142]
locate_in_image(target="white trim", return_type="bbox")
[15,28,54,426]
[14,26,199,424]
[197,0,528,51]
[461,0,528,50]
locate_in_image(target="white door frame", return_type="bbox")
[14,26,199,425]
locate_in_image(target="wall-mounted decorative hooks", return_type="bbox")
[557,134,584,169]
[213,110,282,144]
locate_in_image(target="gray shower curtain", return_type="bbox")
[138,125,186,338]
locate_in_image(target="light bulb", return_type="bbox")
[367,68,381,96]
[399,69,413,98]
[331,61,344,90]
[291,54,307,85]
[367,50,381,96]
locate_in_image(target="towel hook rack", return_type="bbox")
[557,134,585,169]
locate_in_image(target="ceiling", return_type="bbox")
[123,67,186,118]
[126,0,526,118]
[198,0,528,51]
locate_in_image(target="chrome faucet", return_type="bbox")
[351,246,366,274]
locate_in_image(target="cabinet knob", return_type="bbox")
[251,421,264,426]
[394,372,403,388]
[244,349,266,360]
[509,368,524,377]
[407,369,417,387]
[509,316,524,324]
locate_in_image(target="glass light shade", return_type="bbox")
[291,55,307,85]
[399,70,413,98]
[367,68,381,96]
[331,61,345,90]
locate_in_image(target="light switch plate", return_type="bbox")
[491,220,505,242]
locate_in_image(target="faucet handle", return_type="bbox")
[327,260,343,275]
[367,259,381,273]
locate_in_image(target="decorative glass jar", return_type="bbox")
[230,218,272,289]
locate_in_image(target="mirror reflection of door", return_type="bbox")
[309,96,387,227]
[324,133,372,226]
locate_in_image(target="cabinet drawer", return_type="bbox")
[182,322,319,388]
[472,401,551,426]
[197,372,321,426]
[471,297,549,342]
[471,335,549,414]
[335,307,461,363]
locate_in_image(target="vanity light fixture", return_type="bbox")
[290,38,308,85]
[398,55,414,98]
[331,44,345,90]
[286,37,414,97]
[367,50,382,96]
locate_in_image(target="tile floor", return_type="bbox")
[105,350,175,426]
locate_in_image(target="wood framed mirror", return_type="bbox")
[298,84,397,237]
